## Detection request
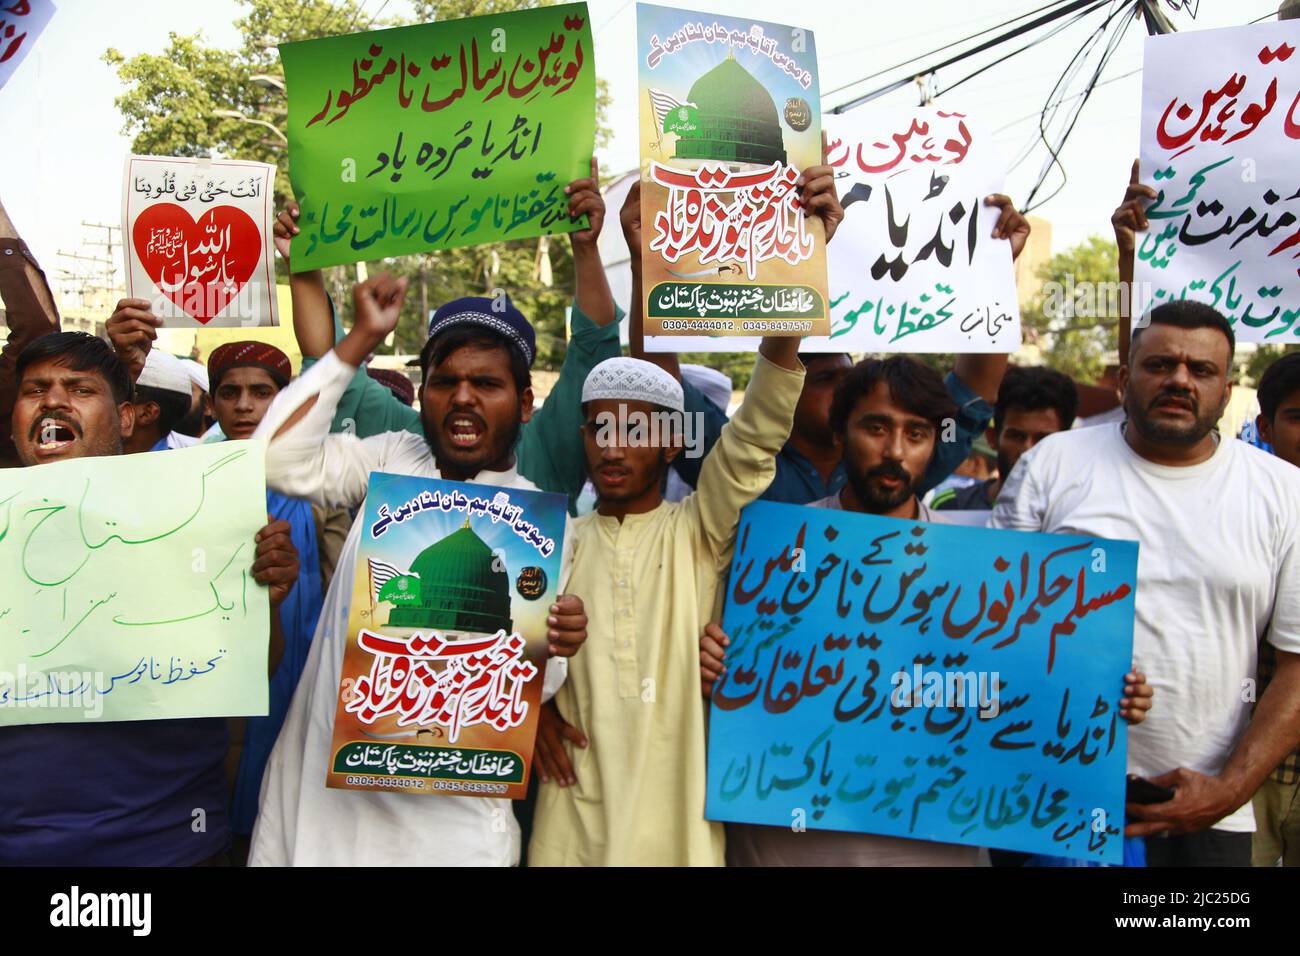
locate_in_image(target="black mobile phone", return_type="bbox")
[1126,774,1176,804]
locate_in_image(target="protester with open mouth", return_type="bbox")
[243,269,592,868]
[1,331,299,866]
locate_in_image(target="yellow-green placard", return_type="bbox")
[0,442,270,725]
[280,3,597,272]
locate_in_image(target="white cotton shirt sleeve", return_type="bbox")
[252,349,388,511]
[988,446,1047,532]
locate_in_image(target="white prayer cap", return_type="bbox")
[681,364,732,414]
[582,357,684,413]
[136,349,192,398]
[179,358,209,395]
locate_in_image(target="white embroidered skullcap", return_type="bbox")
[136,349,192,398]
[681,364,732,414]
[179,358,209,394]
[582,357,684,413]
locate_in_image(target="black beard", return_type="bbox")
[846,460,918,513]
[422,408,522,477]
[1127,388,1218,446]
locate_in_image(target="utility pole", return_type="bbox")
[52,222,123,336]
[80,221,122,294]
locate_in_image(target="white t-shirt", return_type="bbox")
[991,423,1300,832]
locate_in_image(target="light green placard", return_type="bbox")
[0,441,270,725]
[280,3,597,272]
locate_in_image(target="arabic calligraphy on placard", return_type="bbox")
[705,501,1138,864]
[327,472,568,800]
[1137,22,1300,341]
[818,107,1021,354]
[280,3,597,271]
[0,442,271,725]
[122,156,279,328]
[346,629,537,744]
[0,0,55,90]
[370,487,556,558]
[825,111,973,176]
[649,163,814,281]
[643,19,813,89]
[335,741,523,785]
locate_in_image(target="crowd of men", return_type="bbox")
[0,147,1296,868]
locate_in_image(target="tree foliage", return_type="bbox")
[1020,235,1121,384]
[1243,344,1299,388]
[105,0,610,367]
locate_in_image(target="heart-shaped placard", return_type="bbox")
[132,203,262,323]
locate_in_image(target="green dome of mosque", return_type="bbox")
[388,520,513,634]
[674,54,787,166]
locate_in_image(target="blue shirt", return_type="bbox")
[229,490,323,835]
[671,370,993,504]
[0,719,231,865]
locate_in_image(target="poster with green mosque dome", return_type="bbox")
[327,472,567,800]
[636,4,830,348]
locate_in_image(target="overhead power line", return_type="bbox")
[829,0,1111,113]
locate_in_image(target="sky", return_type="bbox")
[0,0,1287,292]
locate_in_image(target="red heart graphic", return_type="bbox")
[132,203,263,324]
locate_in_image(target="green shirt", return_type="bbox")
[303,301,621,513]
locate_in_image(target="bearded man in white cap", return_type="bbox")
[528,335,805,866]
[123,348,200,453]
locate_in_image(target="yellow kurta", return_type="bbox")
[529,355,804,866]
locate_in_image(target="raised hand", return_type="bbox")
[984,194,1031,261]
[106,298,161,382]
[566,158,605,248]
[620,180,642,269]
[798,164,843,244]
[273,202,301,264]
[352,272,408,340]
[1112,159,1156,258]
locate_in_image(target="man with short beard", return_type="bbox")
[700,356,1152,865]
[246,274,590,867]
[0,331,299,865]
[270,161,617,513]
[993,301,1300,867]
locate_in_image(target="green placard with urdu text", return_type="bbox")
[280,3,596,271]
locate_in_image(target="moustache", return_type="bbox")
[441,411,487,432]
[1150,389,1197,412]
[866,462,912,484]
[31,414,81,440]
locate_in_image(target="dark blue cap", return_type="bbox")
[426,295,535,367]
